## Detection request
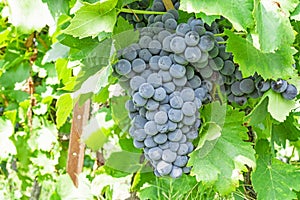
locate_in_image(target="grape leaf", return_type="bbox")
[138,175,197,200]
[245,97,268,126]
[119,138,141,153]
[225,29,296,80]
[43,0,68,20]
[195,12,220,25]
[188,102,256,195]
[253,0,297,52]
[105,151,142,174]
[64,1,117,38]
[73,65,112,98]
[252,140,300,200]
[117,0,138,8]
[244,98,272,139]
[113,17,134,35]
[81,112,112,151]
[180,0,254,31]
[110,95,131,132]
[7,0,54,33]
[42,42,70,64]
[291,3,300,20]
[56,93,73,128]
[272,115,300,147]
[265,90,296,122]
[55,58,72,84]
[0,62,30,89]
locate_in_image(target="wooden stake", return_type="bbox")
[67,100,90,187]
[162,0,174,10]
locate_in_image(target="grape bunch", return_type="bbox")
[225,70,298,106]
[114,9,216,177]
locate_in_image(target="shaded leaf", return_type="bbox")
[272,115,300,147]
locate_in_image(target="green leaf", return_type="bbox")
[195,12,220,25]
[81,112,112,151]
[64,1,117,38]
[74,65,112,98]
[58,34,99,50]
[110,95,131,132]
[252,140,300,200]
[180,0,254,31]
[73,38,113,91]
[113,14,134,35]
[253,0,297,52]
[225,29,296,80]
[291,3,300,20]
[42,42,70,64]
[245,97,268,126]
[56,93,73,128]
[119,138,142,153]
[117,0,138,7]
[43,0,69,20]
[138,175,198,200]
[272,116,300,147]
[105,151,142,174]
[244,97,272,139]
[265,90,296,122]
[7,0,54,33]
[188,103,256,195]
[131,168,155,192]
[55,58,72,84]
[112,29,139,52]
[0,62,30,89]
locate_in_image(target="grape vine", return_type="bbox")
[0,0,299,199]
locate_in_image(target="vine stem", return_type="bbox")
[217,41,228,44]
[214,32,246,37]
[118,8,166,15]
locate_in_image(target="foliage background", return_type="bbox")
[0,0,299,199]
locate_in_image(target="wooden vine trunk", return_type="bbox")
[67,100,90,187]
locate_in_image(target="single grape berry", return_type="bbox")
[282,84,298,100]
[271,79,288,93]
